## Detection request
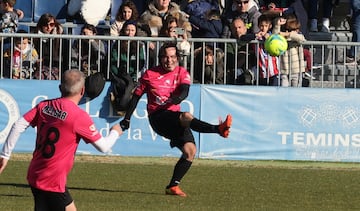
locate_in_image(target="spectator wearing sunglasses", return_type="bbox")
[32,13,64,80]
[222,0,261,38]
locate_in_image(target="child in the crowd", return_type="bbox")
[193,45,225,84]
[254,14,281,86]
[71,23,106,76]
[4,29,39,79]
[110,0,139,36]
[282,13,317,81]
[273,15,306,87]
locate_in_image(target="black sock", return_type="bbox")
[190,118,218,133]
[167,157,192,188]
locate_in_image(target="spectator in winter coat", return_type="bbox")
[226,17,259,84]
[273,16,306,87]
[137,0,191,37]
[183,0,221,19]
[188,9,223,49]
[137,0,192,67]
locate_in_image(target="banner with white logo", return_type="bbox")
[199,86,360,162]
[2,79,360,162]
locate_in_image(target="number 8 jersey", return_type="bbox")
[24,97,102,193]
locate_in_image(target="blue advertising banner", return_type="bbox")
[0,79,201,157]
[199,86,360,162]
[2,79,360,162]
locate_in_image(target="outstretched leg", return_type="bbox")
[180,112,232,138]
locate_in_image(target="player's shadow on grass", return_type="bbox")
[68,186,162,196]
[0,182,30,197]
[0,183,162,196]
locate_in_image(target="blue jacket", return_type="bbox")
[184,0,220,19]
[188,15,223,39]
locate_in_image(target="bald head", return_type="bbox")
[60,69,85,97]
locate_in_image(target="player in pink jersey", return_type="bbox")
[119,42,233,197]
[0,69,123,211]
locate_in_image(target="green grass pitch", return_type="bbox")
[1,154,360,211]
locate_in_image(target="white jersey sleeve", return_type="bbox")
[1,117,30,160]
[90,130,120,153]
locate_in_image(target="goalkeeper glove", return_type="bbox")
[119,119,130,131]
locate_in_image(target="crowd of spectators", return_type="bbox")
[0,0,356,86]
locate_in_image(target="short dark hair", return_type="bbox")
[257,14,273,26]
[14,29,28,43]
[81,23,97,35]
[158,42,180,61]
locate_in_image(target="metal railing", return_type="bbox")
[1,33,360,88]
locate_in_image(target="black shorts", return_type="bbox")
[149,110,195,149]
[31,186,73,211]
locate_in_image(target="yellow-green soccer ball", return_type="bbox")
[264,34,288,56]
